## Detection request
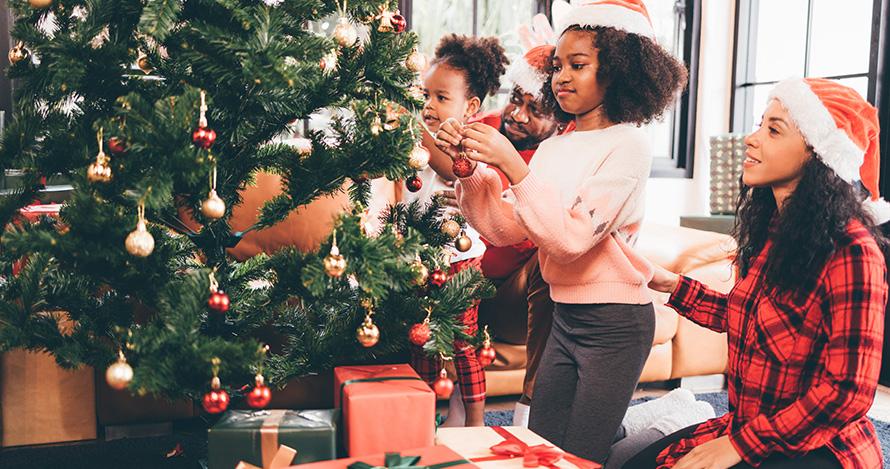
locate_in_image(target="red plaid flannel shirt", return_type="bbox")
[658,221,887,468]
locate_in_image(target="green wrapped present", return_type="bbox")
[208,409,338,469]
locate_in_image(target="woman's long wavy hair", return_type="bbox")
[733,156,888,296]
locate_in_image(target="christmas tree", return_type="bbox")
[0,0,494,410]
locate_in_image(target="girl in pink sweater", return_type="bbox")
[434,0,687,462]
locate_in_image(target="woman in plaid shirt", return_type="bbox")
[628,78,890,468]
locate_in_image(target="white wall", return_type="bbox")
[644,0,736,226]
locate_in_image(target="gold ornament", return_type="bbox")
[320,51,338,73]
[28,0,52,8]
[356,312,380,347]
[88,129,112,183]
[383,103,402,131]
[105,351,134,391]
[406,50,428,73]
[377,8,396,32]
[201,189,226,219]
[136,53,152,74]
[8,42,28,65]
[441,219,461,238]
[410,259,429,286]
[125,204,155,257]
[408,144,430,170]
[370,117,383,136]
[455,230,472,252]
[332,17,358,47]
[324,230,348,277]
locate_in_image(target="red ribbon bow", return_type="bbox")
[470,427,601,469]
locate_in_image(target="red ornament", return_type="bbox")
[107,137,127,155]
[408,322,431,346]
[430,269,448,287]
[192,126,217,149]
[406,176,423,193]
[477,343,496,368]
[202,388,230,414]
[391,14,407,33]
[245,381,272,409]
[433,369,454,399]
[208,290,230,313]
[452,156,475,178]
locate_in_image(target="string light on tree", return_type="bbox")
[323,229,348,277]
[202,357,230,414]
[87,128,113,183]
[125,202,155,257]
[105,350,133,390]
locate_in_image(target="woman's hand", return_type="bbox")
[460,123,529,184]
[673,436,742,469]
[648,263,681,294]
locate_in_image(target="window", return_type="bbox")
[731,0,886,134]
[402,0,700,178]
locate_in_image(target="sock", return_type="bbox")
[621,388,696,436]
[441,387,466,427]
[513,402,530,427]
[649,400,716,436]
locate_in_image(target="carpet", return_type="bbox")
[483,391,890,466]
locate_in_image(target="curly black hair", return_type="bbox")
[734,157,888,298]
[541,26,688,125]
[432,34,509,104]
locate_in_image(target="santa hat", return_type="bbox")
[769,77,889,225]
[505,45,554,99]
[555,0,656,40]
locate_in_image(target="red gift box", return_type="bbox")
[333,364,436,457]
[291,445,475,469]
[19,203,62,223]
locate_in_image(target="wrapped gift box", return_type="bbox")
[292,445,474,469]
[435,426,600,469]
[333,364,435,456]
[208,409,338,469]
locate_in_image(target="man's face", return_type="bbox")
[501,88,558,151]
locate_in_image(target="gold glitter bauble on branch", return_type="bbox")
[87,129,112,183]
[105,351,133,391]
[410,259,429,286]
[406,50,428,73]
[356,313,380,347]
[136,53,152,74]
[320,51,338,73]
[201,189,226,219]
[455,230,473,252]
[332,17,358,47]
[8,42,29,65]
[441,219,461,238]
[125,211,155,258]
[324,230,348,278]
[408,144,430,170]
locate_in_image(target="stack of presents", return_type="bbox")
[210,363,600,469]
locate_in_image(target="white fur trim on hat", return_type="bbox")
[768,78,864,184]
[864,198,890,225]
[555,3,655,39]
[505,60,547,98]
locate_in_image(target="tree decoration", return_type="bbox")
[125,202,155,257]
[323,229,348,278]
[87,128,113,183]
[202,357,229,414]
[105,350,134,390]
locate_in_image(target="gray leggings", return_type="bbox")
[528,302,655,463]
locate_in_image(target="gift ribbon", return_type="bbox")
[470,427,601,469]
[236,444,298,469]
[347,451,470,469]
[261,410,288,468]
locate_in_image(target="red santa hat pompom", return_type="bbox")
[505,45,554,99]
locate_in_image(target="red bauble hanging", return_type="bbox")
[408,322,431,346]
[406,176,423,193]
[107,137,127,155]
[477,343,496,368]
[202,388,230,414]
[208,290,230,313]
[192,127,217,149]
[433,368,454,399]
[245,374,272,409]
[452,156,475,178]
[430,269,448,287]
[391,13,407,33]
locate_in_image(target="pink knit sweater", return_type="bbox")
[456,124,654,304]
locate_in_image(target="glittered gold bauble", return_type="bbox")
[323,244,348,278]
[105,356,134,391]
[441,219,461,238]
[87,155,112,183]
[320,52,338,73]
[410,260,429,286]
[28,0,52,8]
[408,145,430,170]
[455,231,472,252]
[8,44,29,65]
[356,316,380,347]
[125,220,155,257]
[136,54,152,74]
[201,190,226,220]
[406,50,428,73]
[332,17,358,47]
